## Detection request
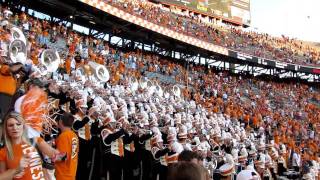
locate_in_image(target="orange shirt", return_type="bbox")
[55,130,79,180]
[0,139,45,180]
[0,73,17,96]
[65,58,71,74]
[75,61,83,69]
[252,116,258,126]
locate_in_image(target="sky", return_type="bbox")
[249,0,320,42]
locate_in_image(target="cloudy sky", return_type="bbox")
[250,0,320,42]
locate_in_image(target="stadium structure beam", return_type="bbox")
[112,38,122,47]
[180,53,191,60]
[207,59,218,65]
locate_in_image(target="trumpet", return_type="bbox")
[125,125,138,134]
[139,129,152,135]
[162,144,170,149]
[158,126,168,132]
[47,98,60,111]
[185,139,192,144]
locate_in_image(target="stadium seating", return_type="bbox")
[104,0,320,66]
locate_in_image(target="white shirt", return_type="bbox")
[292,153,301,167]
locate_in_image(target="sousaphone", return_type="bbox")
[163,87,170,99]
[11,27,26,44]
[8,39,27,64]
[130,76,139,92]
[88,61,110,82]
[139,77,148,89]
[172,85,181,98]
[40,49,61,75]
[154,81,163,97]
[147,80,156,95]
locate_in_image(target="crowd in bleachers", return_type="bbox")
[0,3,320,180]
[105,0,320,66]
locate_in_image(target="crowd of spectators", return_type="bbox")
[0,3,319,180]
[104,0,320,66]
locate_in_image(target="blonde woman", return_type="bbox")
[0,111,60,179]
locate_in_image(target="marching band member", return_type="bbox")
[86,106,104,180]
[237,164,261,180]
[255,152,267,179]
[277,144,288,176]
[264,151,274,180]
[138,111,154,180]
[218,154,236,180]
[72,95,91,179]
[291,148,301,172]
[166,127,183,165]
[178,124,192,151]
[100,114,128,180]
[238,146,249,170]
[151,128,169,180]
[123,123,140,180]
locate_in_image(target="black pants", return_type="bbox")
[87,136,103,180]
[293,166,299,172]
[152,163,167,180]
[123,151,140,180]
[103,153,123,180]
[76,138,90,180]
[277,163,287,176]
[141,150,153,180]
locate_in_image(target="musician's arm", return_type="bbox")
[123,132,134,144]
[69,99,77,114]
[103,129,125,145]
[154,148,170,159]
[90,120,100,136]
[139,133,153,143]
[72,116,90,131]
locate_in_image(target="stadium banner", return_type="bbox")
[157,0,251,25]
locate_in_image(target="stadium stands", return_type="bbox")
[104,0,320,66]
[0,2,319,180]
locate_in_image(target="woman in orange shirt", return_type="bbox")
[0,112,60,180]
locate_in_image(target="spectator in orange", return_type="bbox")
[0,112,59,180]
[55,112,79,180]
[65,55,72,74]
[0,65,17,119]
